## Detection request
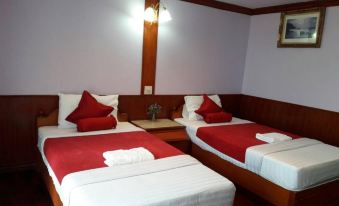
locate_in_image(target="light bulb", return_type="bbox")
[144,7,157,23]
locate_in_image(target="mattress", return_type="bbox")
[247,138,339,191]
[38,122,236,206]
[175,118,339,191]
[175,117,252,168]
[38,122,145,198]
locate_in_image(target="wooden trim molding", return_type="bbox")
[252,0,339,15]
[181,0,339,16]
[180,0,252,15]
[140,0,159,95]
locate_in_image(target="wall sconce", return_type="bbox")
[144,3,172,24]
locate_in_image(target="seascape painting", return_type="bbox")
[285,17,317,39]
[278,8,325,48]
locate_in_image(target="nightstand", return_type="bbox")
[131,119,191,154]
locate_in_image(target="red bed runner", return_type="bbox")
[44,131,183,183]
[196,123,300,163]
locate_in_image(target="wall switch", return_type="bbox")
[144,86,153,95]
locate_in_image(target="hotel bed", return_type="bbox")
[172,106,339,206]
[36,111,236,206]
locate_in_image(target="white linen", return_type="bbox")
[61,155,235,206]
[103,147,155,167]
[184,95,221,121]
[182,104,189,119]
[246,138,321,174]
[256,132,292,143]
[38,122,236,206]
[58,93,119,128]
[176,118,339,191]
[246,138,339,191]
[175,117,252,168]
[38,122,143,196]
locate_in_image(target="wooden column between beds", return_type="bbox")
[35,110,129,206]
[171,106,339,206]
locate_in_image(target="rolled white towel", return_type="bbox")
[256,132,292,143]
[103,147,155,167]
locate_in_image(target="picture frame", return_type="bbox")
[277,8,326,48]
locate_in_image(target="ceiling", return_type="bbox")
[217,0,311,9]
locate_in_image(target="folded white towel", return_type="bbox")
[256,132,292,143]
[103,147,155,167]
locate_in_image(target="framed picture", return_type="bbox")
[278,8,326,48]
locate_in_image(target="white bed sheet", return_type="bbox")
[38,122,236,206]
[62,155,235,206]
[38,122,144,198]
[175,117,252,168]
[175,118,339,191]
[247,138,339,191]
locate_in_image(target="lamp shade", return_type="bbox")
[159,7,172,23]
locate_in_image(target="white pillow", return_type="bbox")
[58,93,119,128]
[184,95,221,121]
[182,104,189,119]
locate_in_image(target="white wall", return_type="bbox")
[0,0,144,95]
[156,0,250,94]
[242,7,339,112]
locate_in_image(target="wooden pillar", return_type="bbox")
[140,0,160,95]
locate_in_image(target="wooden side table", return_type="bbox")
[131,119,191,154]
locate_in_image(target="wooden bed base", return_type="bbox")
[191,143,339,206]
[36,150,63,206]
[36,110,129,206]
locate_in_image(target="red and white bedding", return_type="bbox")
[175,118,339,191]
[38,122,236,206]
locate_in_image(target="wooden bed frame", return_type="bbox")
[36,110,129,206]
[171,106,339,206]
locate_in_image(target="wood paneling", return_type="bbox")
[141,0,159,95]
[239,95,339,147]
[0,96,58,173]
[1,94,338,172]
[180,0,252,15]
[0,94,240,172]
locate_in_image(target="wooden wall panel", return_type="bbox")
[0,94,240,172]
[239,95,339,147]
[0,96,58,173]
[119,94,241,120]
[1,94,338,172]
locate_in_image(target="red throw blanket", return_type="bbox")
[44,131,183,183]
[196,123,300,163]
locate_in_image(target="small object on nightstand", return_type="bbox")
[147,103,161,121]
[131,119,191,153]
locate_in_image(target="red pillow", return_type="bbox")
[77,115,117,132]
[66,90,113,124]
[195,94,222,117]
[203,112,232,124]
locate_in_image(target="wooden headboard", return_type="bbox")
[37,110,129,127]
[171,105,184,120]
